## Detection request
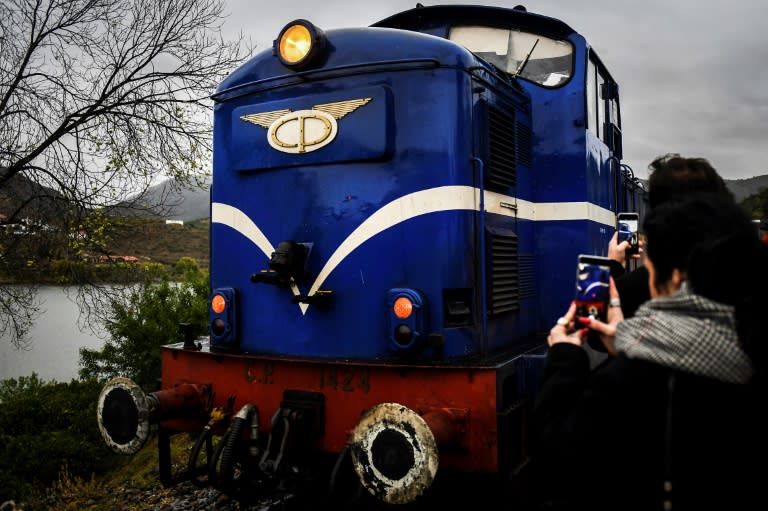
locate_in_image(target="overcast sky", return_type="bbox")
[223,0,767,180]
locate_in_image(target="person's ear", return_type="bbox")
[669,268,685,292]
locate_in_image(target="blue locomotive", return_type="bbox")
[97,3,646,508]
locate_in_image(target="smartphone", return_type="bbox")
[575,255,612,351]
[575,255,612,321]
[617,212,639,255]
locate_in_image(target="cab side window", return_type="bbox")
[587,59,598,137]
[586,52,621,156]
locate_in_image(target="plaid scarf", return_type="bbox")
[614,283,753,383]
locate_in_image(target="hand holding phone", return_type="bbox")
[575,255,612,351]
[617,212,640,255]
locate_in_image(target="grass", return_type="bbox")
[22,433,198,511]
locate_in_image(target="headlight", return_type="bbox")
[274,19,326,68]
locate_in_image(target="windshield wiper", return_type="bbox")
[512,38,540,79]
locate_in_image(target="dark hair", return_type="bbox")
[643,193,767,366]
[647,153,732,209]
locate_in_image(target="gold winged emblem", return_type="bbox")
[239,98,373,154]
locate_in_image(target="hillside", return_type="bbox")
[110,178,210,222]
[0,173,71,221]
[725,175,768,203]
[636,175,768,204]
[106,217,209,269]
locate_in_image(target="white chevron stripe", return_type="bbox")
[211,203,302,298]
[212,186,616,315]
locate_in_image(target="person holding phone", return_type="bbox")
[607,153,733,319]
[531,193,765,511]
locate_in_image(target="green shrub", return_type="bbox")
[0,258,210,502]
[0,374,119,502]
[78,258,209,389]
[49,258,168,284]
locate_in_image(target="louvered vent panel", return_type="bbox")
[488,106,517,188]
[488,232,519,315]
[515,121,533,167]
[517,254,535,299]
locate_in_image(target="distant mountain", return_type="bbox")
[724,175,768,203]
[0,173,71,222]
[110,178,210,222]
[144,179,210,222]
[633,175,767,204]
[0,174,211,223]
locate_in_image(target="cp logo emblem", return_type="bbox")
[240,98,372,154]
[267,110,336,154]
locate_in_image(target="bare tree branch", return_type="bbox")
[0,0,250,346]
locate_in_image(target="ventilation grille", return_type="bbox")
[517,254,535,299]
[487,106,517,188]
[515,121,533,167]
[487,231,519,315]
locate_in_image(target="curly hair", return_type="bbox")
[647,153,732,209]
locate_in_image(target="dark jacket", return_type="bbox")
[532,288,762,511]
[609,262,650,319]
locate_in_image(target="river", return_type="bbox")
[0,286,106,382]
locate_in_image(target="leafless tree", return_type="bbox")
[0,0,250,347]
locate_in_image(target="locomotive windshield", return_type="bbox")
[449,26,573,87]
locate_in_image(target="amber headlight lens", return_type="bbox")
[275,20,326,68]
[211,294,226,314]
[280,25,311,63]
[393,296,414,319]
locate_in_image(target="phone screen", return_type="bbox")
[575,255,612,352]
[575,255,612,322]
[617,212,639,253]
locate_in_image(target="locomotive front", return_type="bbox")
[210,19,536,360]
[97,9,549,509]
